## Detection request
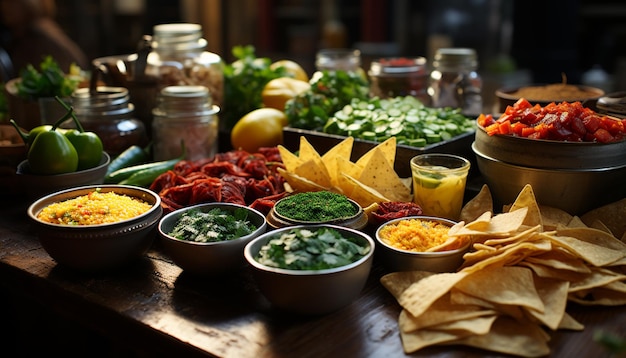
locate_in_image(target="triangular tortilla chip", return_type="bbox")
[357,148,411,202]
[277,168,326,193]
[508,184,543,229]
[355,137,396,169]
[321,137,354,186]
[460,184,493,223]
[341,173,389,207]
[277,145,303,173]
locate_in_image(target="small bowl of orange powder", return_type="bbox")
[375,216,471,272]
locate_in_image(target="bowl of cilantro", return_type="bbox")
[244,224,375,315]
[158,202,267,275]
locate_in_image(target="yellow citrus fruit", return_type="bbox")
[262,77,311,111]
[230,108,287,153]
[270,60,309,82]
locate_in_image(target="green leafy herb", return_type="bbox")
[255,227,370,270]
[322,96,476,147]
[169,207,257,243]
[275,191,357,222]
[16,56,80,99]
[223,45,287,129]
[285,70,370,131]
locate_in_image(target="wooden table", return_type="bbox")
[0,192,624,358]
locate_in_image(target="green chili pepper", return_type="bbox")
[106,141,185,186]
[26,109,78,175]
[106,144,151,176]
[56,97,104,170]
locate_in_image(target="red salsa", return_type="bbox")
[478,98,626,143]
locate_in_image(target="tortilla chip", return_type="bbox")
[321,137,354,185]
[539,205,573,231]
[357,148,411,202]
[398,272,468,318]
[380,271,435,299]
[277,145,303,172]
[508,184,543,228]
[341,173,389,207]
[277,168,326,193]
[460,184,493,223]
[355,137,396,168]
[580,198,626,239]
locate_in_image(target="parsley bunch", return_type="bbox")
[16,56,80,99]
[169,208,257,243]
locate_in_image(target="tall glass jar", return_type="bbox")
[152,85,219,162]
[146,23,224,108]
[70,87,148,156]
[428,48,483,116]
[368,57,430,104]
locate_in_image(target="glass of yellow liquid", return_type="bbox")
[410,153,470,220]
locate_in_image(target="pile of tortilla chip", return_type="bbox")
[381,184,626,357]
[277,136,412,207]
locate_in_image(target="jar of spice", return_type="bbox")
[368,57,430,104]
[146,23,224,108]
[428,48,483,116]
[152,85,219,161]
[70,87,148,156]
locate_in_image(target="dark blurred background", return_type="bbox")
[3,0,626,108]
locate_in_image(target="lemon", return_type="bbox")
[230,108,287,153]
[262,77,311,111]
[270,60,309,82]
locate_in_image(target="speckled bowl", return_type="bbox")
[27,185,162,272]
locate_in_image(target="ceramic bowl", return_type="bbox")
[27,185,162,272]
[375,216,471,273]
[495,84,604,113]
[16,152,110,200]
[244,224,375,315]
[158,202,267,275]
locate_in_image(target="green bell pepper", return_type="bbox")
[27,108,78,175]
[56,97,104,170]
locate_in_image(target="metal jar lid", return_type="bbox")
[432,48,478,71]
[72,87,134,116]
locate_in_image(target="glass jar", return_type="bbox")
[315,48,362,73]
[369,57,430,104]
[146,23,224,108]
[152,85,219,162]
[70,87,148,156]
[428,48,483,116]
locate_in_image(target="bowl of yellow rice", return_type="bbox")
[27,184,162,272]
[374,216,471,273]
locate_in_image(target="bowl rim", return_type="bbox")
[494,83,605,102]
[158,201,268,246]
[27,184,162,229]
[16,151,111,176]
[375,215,471,255]
[244,224,375,275]
[472,142,626,172]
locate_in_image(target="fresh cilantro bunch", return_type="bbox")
[256,227,370,270]
[223,45,287,129]
[16,56,80,99]
[169,208,258,243]
[285,70,370,131]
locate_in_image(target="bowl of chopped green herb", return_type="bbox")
[244,224,375,315]
[267,190,368,230]
[158,202,267,275]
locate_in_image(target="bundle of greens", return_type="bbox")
[16,56,80,99]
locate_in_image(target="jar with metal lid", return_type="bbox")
[70,87,148,156]
[315,48,362,73]
[369,57,430,104]
[146,23,224,108]
[152,85,219,162]
[428,48,483,116]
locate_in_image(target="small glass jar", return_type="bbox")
[368,57,430,104]
[70,87,148,156]
[146,23,224,108]
[428,48,483,116]
[315,48,362,73]
[152,85,219,162]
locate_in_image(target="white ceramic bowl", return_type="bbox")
[244,224,375,315]
[158,202,267,275]
[375,216,470,273]
[27,185,162,272]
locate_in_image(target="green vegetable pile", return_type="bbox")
[275,191,357,222]
[169,207,258,243]
[16,56,80,99]
[223,45,287,130]
[323,96,476,147]
[285,70,370,131]
[255,227,370,270]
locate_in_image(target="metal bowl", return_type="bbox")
[374,216,470,273]
[27,185,162,272]
[158,202,267,275]
[473,142,626,215]
[17,152,110,199]
[244,224,375,315]
[474,125,626,169]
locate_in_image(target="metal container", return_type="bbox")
[472,142,626,215]
[374,216,470,273]
[158,202,268,276]
[244,224,374,315]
